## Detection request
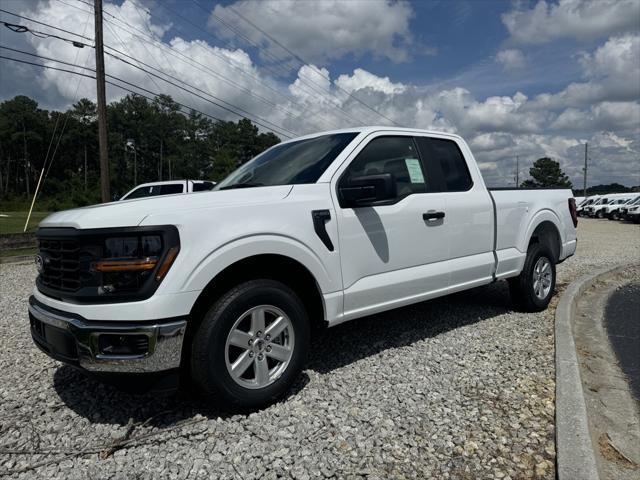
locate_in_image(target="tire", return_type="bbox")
[611,211,619,221]
[190,279,310,410]
[596,209,604,219]
[508,243,556,312]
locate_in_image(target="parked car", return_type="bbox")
[606,195,640,220]
[626,204,640,223]
[120,180,216,200]
[577,195,599,216]
[620,196,640,221]
[29,127,578,408]
[589,193,635,218]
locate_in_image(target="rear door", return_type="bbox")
[414,135,494,290]
[332,133,448,320]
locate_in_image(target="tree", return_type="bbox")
[0,96,47,197]
[70,99,97,191]
[520,157,572,188]
[585,183,629,195]
[0,94,282,208]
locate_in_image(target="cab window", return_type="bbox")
[341,136,428,202]
[415,137,473,192]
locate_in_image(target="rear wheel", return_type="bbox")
[509,243,556,312]
[191,279,309,409]
[610,211,619,221]
[596,209,605,219]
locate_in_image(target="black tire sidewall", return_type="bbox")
[191,279,309,409]
[510,243,556,312]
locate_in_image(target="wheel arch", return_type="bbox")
[527,219,562,263]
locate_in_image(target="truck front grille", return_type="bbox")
[38,238,81,292]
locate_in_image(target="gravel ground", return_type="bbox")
[1,218,638,479]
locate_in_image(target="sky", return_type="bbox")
[0,0,639,188]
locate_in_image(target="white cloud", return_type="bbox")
[209,0,416,65]
[528,34,640,110]
[551,101,640,133]
[336,69,406,95]
[14,0,640,188]
[579,34,640,79]
[502,0,640,44]
[496,49,525,71]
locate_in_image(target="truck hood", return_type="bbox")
[39,185,294,230]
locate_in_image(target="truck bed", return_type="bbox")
[488,188,576,279]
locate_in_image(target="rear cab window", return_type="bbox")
[123,183,184,200]
[159,183,184,195]
[414,136,473,192]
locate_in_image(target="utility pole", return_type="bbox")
[84,145,87,191]
[23,121,29,197]
[94,0,110,202]
[583,143,588,197]
[159,139,163,181]
[515,155,520,188]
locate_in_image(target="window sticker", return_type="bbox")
[404,158,425,184]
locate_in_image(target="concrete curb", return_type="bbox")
[555,263,634,480]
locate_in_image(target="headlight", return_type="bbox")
[91,234,179,296]
[36,225,180,303]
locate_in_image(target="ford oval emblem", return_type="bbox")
[35,254,44,273]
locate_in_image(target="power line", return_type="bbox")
[2,7,308,136]
[2,20,88,48]
[0,52,293,138]
[0,8,93,41]
[117,0,346,130]
[58,0,336,131]
[0,20,296,138]
[157,0,369,127]
[3,4,366,134]
[225,2,402,127]
[104,1,300,137]
[102,48,298,137]
[34,0,356,131]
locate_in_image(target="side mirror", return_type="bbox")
[339,173,397,208]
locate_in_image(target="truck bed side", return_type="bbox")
[489,188,577,280]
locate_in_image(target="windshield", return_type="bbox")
[216,132,358,190]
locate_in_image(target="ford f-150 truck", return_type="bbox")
[28,127,578,408]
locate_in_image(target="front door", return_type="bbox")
[332,134,449,320]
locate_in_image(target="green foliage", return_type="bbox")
[0,94,281,208]
[584,183,631,195]
[520,157,572,188]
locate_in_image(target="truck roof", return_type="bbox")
[279,126,463,144]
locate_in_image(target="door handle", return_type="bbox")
[423,211,445,221]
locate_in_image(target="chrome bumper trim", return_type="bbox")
[28,303,186,373]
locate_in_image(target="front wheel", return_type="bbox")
[508,243,556,312]
[190,279,310,410]
[596,209,605,219]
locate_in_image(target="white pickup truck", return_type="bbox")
[120,179,216,200]
[29,127,578,408]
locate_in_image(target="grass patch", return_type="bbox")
[0,246,38,258]
[0,212,51,234]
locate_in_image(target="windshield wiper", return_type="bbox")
[219,182,264,190]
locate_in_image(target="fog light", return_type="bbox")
[98,334,149,356]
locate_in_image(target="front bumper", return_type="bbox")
[28,297,186,373]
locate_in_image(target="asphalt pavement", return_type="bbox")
[604,282,640,402]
